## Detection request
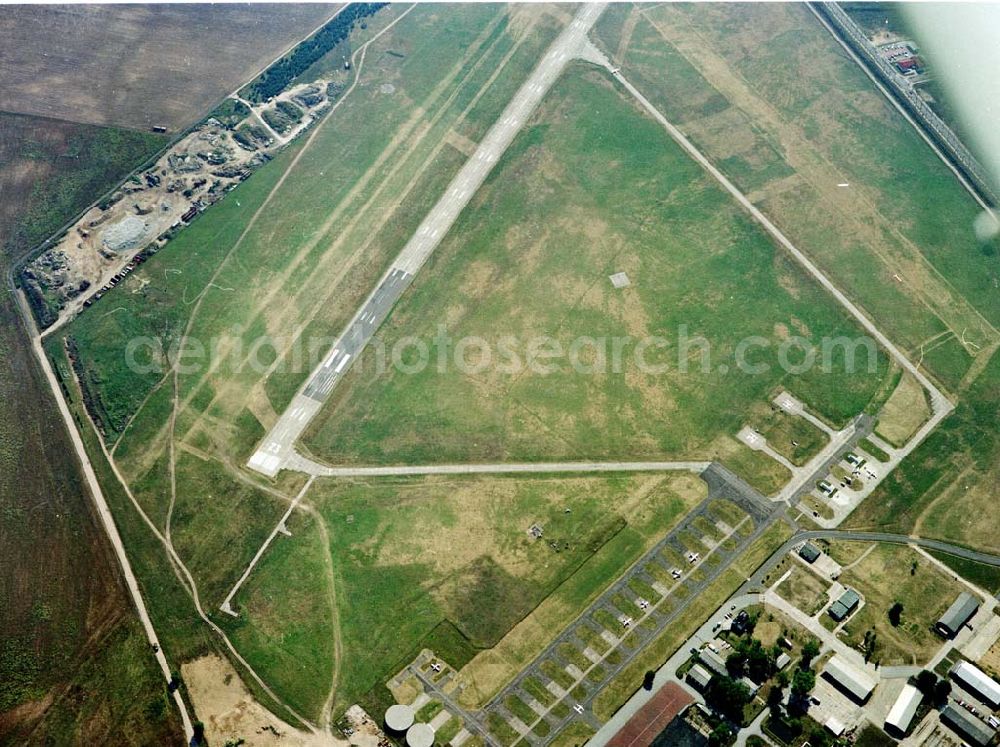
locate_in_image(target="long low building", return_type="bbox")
[941,703,996,746]
[698,648,729,678]
[822,655,877,703]
[686,664,713,693]
[951,660,1000,708]
[884,684,922,737]
[937,592,979,638]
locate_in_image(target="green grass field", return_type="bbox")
[847,354,1000,547]
[40,0,1000,735]
[64,4,564,459]
[304,65,891,496]
[833,542,968,665]
[49,4,577,726]
[304,471,703,716]
[593,3,1000,393]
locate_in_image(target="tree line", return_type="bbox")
[245,4,386,102]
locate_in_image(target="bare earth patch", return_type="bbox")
[876,372,930,446]
[183,654,340,747]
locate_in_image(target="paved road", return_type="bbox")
[286,456,711,478]
[219,477,315,616]
[810,2,996,209]
[761,530,1000,573]
[589,591,761,747]
[248,3,608,477]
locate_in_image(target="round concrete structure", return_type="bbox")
[385,704,415,733]
[406,722,435,747]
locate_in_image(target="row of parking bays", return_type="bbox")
[484,498,758,746]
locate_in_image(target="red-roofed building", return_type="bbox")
[606,682,695,747]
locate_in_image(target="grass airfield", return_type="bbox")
[41,0,1000,736]
[304,65,891,495]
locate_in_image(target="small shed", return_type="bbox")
[798,542,821,564]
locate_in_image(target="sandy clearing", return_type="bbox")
[183,654,344,747]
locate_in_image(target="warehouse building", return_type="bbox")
[822,655,877,703]
[951,660,1000,708]
[937,592,979,638]
[941,703,996,746]
[884,684,922,737]
[828,588,861,622]
[686,664,713,693]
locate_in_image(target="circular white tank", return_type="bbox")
[406,722,436,747]
[385,704,415,733]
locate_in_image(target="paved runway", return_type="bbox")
[249,3,607,477]
[285,455,711,478]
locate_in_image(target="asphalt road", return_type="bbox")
[408,463,777,747]
[248,3,608,477]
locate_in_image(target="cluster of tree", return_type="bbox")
[862,629,878,663]
[915,669,952,707]
[726,638,780,683]
[778,640,821,716]
[889,601,904,627]
[705,676,752,723]
[245,4,387,102]
[708,723,734,747]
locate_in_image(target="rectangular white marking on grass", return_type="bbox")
[609,272,631,288]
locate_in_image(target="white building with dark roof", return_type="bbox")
[951,660,1000,708]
